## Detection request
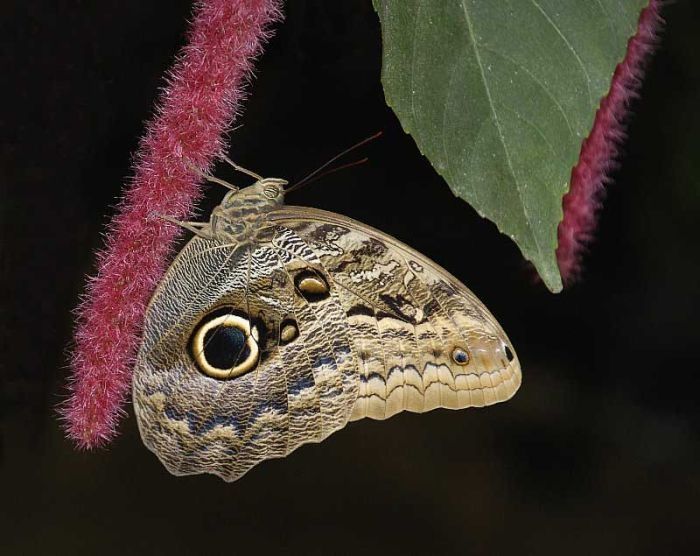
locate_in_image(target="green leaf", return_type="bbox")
[373,0,646,292]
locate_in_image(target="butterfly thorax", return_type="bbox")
[208,177,287,242]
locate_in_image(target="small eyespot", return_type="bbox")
[191,313,259,379]
[263,185,279,199]
[504,344,515,362]
[279,319,299,344]
[294,270,330,302]
[452,347,470,365]
[299,276,327,294]
[452,347,469,365]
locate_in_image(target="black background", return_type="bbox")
[3,2,700,554]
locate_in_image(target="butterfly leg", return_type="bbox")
[186,161,240,192]
[220,154,263,181]
[155,214,214,239]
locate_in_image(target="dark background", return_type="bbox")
[3,1,699,554]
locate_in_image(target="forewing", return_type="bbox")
[133,234,354,482]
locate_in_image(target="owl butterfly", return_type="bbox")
[133,155,521,482]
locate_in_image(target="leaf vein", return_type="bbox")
[497,103,559,165]
[480,44,575,141]
[530,0,594,107]
[460,0,542,259]
[409,0,422,131]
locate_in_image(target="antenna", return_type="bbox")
[286,131,382,193]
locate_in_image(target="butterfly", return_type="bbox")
[132,155,521,482]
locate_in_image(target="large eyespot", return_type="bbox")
[294,269,330,302]
[191,313,259,379]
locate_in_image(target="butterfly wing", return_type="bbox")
[133,233,358,482]
[268,207,521,421]
[133,207,521,482]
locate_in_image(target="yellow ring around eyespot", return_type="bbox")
[192,314,260,379]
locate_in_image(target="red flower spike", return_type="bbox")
[62,0,282,449]
[556,0,664,286]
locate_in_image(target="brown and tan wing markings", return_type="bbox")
[268,207,522,416]
[133,200,521,483]
[272,225,358,435]
[264,245,323,454]
[271,225,410,421]
[269,233,338,442]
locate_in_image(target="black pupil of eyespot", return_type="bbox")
[203,326,249,369]
[505,345,514,362]
[455,351,467,363]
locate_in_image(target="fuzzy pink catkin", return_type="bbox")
[556,0,663,285]
[63,0,282,448]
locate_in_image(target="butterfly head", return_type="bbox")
[220,177,288,213]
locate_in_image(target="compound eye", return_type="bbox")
[191,313,259,379]
[263,185,279,199]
